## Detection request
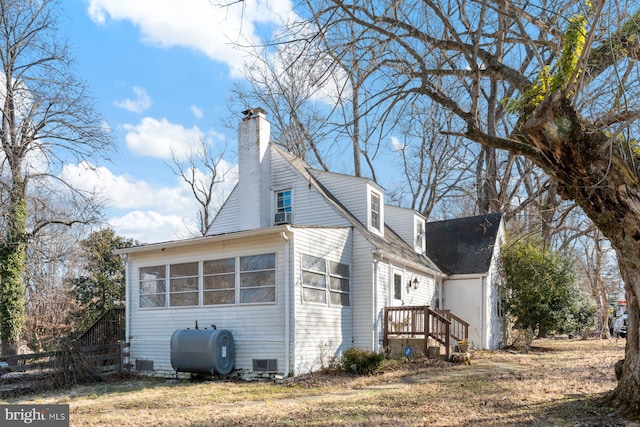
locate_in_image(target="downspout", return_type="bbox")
[372,249,383,351]
[373,257,378,351]
[123,254,131,344]
[481,275,487,349]
[281,231,291,377]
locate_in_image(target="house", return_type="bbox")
[116,108,505,377]
[425,213,506,350]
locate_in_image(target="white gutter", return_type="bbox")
[372,249,444,279]
[114,225,292,255]
[281,231,291,377]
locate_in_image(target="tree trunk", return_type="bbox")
[612,254,640,415]
[0,185,27,356]
[517,95,640,414]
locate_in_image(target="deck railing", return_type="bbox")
[435,310,470,343]
[383,306,469,358]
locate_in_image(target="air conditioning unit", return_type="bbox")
[274,212,292,225]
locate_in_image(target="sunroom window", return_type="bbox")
[203,258,236,305]
[169,262,199,307]
[240,254,276,303]
[139,265,166,308]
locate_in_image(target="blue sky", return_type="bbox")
[57,0,300,243]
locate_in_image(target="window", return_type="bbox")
[139,265,166,308]
[240,254,276,303]
[138,253,277,309]
[169,262,199,306]
[203,258,236,305]
[393,273,402,301]
[301,254,327,303]
[276,190,292,213]
[302,254,350,306]
[370,192,381,231]
[329,260,350,306]
[415,219,425,251]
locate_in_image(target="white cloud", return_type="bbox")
[390,136,405,152]
[108,210,196,243]
[86,0,298,77]
[191,105,203,118]
[123,117,204,160]
[114,86,152,113]
[60,160,238,243]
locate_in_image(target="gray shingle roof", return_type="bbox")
[425,213,503,275]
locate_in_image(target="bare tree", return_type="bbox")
[299,0,640,412]
[574,228,621,339]
[24,225,85,352]
[0,0,113,355]
[386,102,474,218]
[169,137,230,236]
[232,17,397,180]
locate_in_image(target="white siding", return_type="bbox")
[208,186,239,234]
[350,232,375,350]
[312,171,384,232]
[442,276,485,349]
[126,233,290,376]
[487,223,506,349]
[385,205,425,253]
[270,148,351,228]
[210,146,352,235]
[371,258,437,351]
[291,227,352,374]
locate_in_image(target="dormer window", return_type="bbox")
[370,191,381,231]
[275,189,292,224]
[415,218,425,253]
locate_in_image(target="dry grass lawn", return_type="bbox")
[1,337,634,426]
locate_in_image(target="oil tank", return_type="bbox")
[170,328,235,375]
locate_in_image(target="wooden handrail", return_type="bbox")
[435,310,469,342]
[384,306,470,358]
[384,305,457,358]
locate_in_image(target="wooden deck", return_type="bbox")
[383,306,469,358]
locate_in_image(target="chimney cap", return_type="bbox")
[242,107,268,119]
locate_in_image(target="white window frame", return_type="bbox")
[276,189,292,213]
[137,252,277,309]
[239,253,277,304]
[203,257,236,306]
[370,191,381,232]
[415,218,425,253]
[301,253,350,307]
[168,261,200,307]
[139,265,167,308]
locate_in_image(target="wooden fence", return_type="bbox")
[1,343,130,374]
[0,343,130,397]
[76,307,126,347]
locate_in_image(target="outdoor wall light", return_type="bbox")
[409,275,419,290]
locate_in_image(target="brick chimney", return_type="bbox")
[237,108,271,230]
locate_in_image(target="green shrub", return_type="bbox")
[340,347,385,375]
